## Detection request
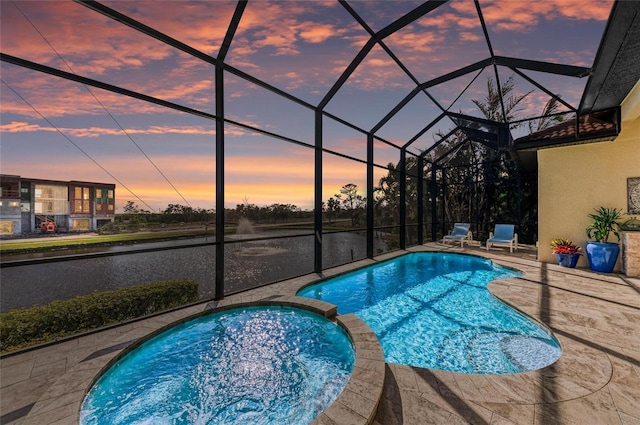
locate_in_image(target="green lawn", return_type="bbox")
[0,221,348,254]
[0,230,212,253]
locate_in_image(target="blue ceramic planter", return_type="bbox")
[585,241,620,273]
[556,253,580,268]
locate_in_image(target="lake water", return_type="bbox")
[0,231,386,312]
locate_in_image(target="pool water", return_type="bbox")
[80,306,354,424]
[298,252,561,374]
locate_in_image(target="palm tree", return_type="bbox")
[425,75,536,239]
[528,97,565,133]
[472,76,533,124]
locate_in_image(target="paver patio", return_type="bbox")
[1,243,639,424]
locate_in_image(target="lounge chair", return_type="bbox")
[486,224,518,252]
[442,223,472,247]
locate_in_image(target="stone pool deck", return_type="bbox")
[1,243,639,424]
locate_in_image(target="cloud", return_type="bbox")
[385,29,445,53]
[2,2,182,75]
[296,21,348,43]
[540,49,595,68]
[0,121,43,133]
[469,0,612,32]
[418,0,612,35]
[0,121,218,138]
[418,12,478,31]
[346,45,416,91]
[2,60,216,119]
[150,79,214,104]
[233,2,346,56]
[460,32,483,42]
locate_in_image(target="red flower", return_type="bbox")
[550,238,582,255]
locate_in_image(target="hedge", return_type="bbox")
[1,279,199,353]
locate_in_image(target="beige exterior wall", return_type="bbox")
[538,81,640,271]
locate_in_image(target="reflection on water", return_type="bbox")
[0,231,387,312]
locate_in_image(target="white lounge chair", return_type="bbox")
[442,223,472,247]
[486,224,518,252]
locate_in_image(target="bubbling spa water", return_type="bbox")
[80,306,355,424]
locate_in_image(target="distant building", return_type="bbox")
[0,175,115,235]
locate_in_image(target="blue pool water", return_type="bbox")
[80,306,354,424]
[298,252,562,374]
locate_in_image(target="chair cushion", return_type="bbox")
[493,224,514,240]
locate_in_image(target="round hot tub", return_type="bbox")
[80,305,355,424]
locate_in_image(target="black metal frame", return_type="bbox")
[1,0,625,299]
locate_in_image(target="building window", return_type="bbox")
[96,189,102,198]
[72,219,90,230]
[108,204,114,211]
[34,185,68,214]
[0,221,15,234]
[20,187,30,201]
[35,201,55,213]
[74,187,91,213]
[0,183,19,199]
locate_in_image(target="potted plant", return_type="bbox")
[550,238,582,268]
[585,207,623,273]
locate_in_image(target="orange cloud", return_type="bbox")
[385,29,446,54]
[460,32,482,42]
[418,12,478,31]
[347,45,415,91]
[0,121,44,133]
[297,21,348,43]
[419,0,612,35]
[233,2,331,56]
[472,0,612,32]
[0,121,218,138]
[1,62,216,119]
[149,79,214,104]
[127,2,234,55]
[540,50,595,68]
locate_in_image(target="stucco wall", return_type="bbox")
[538,85,640,270]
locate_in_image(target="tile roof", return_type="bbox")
[514,109,619,149]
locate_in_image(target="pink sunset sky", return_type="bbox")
[0,0,613,211]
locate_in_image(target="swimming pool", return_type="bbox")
[79,306,355,424]
[298,252,562,374]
